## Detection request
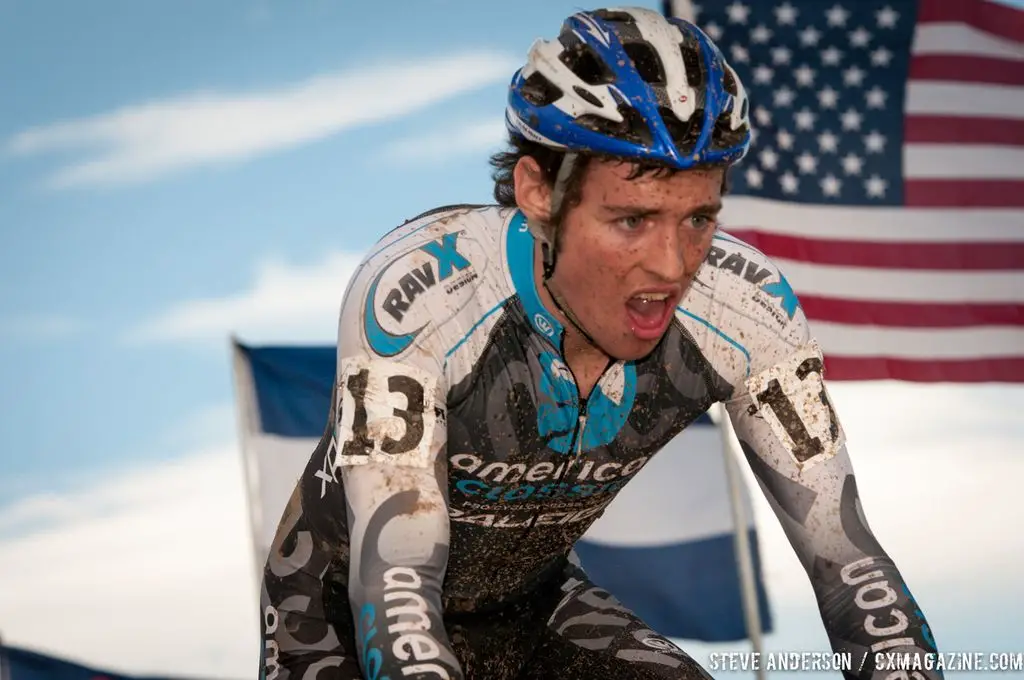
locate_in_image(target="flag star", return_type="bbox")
[794,107,816,130]
[731,44,750,63]
[842,153,864,175]
[821,46,843,66]
[780,171,800,194]
[818,130,839,153]
[876,6,899,29]
[800,26,821,46]
[871,47,893,67]
[775,2,798,25]
[796,152,818,174]
[777,129,795,150]
[864,130,886,153]
[841,107,863,130]
[692,2,703,15]
[794,64,816,87]
[826,4,850,27]
[726,1,750,23]
[750,127,760,145]
[753,64,774,84]
[866,86,887,108]
[818,85,839,109]
[774,86,796,107]
[771,46,792,65]
[754,106,772,126]
[849,26,872,48]
[820,174,842,197]
[843,65,866,87]
[751,24,773,43]
[865,174,888,197]
[704,21,724,41]
[745,166,764,188]
[759,147,780,170]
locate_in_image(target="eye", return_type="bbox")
[688,213,719,231]
[617,215,646,230]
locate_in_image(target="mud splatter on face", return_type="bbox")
[548,161,725,362]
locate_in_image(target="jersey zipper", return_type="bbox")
[563,400,589,476]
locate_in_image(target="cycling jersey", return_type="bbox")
[259,204,940,680]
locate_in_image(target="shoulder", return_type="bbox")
[337,204,515,366]
[675,230,812,385]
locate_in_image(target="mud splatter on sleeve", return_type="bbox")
[333,353,462,680]
[725,319,943,680]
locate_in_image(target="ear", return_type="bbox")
[513,156,552,226]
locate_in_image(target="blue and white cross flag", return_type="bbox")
[231,341,773,642]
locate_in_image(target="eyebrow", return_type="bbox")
[601,202,723,215]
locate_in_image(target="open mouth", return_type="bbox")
[625,292,675,340]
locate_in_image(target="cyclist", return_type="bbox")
[259,7,941,679]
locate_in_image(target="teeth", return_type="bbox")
[636,293,669,302]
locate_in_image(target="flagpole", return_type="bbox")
[0,631,9,680]
[229,336,269,592]
[713,403,767,680]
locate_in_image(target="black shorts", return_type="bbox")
[303,555,713,680]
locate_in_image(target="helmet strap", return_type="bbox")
[531,151,608,354]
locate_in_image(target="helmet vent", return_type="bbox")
[679,35,704,90]
[661,106,704,156]
[576,103,653,147]
[521,72,563,107]
[572,85,603,108]
[623,41,666,86]
[559,41,614,86]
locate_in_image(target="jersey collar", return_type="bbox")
[506,210,566,351]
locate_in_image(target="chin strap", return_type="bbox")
[528,151,606,353]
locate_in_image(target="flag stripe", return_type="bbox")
[916,0,1024,44]
[724,229,1024,270]
[721,199,1024,243]
[814,322,1023,359]
[798,295,1024,328]
[912,23,1024,60]
[905,145,1024,179]
[906,82,1024,118]
[904,179,1024,207]
[910,55,1024,87]
[772,257,1023,303]
[824,356,1024,382]
[905,115,1024,146]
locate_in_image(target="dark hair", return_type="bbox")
[488,134,731,229]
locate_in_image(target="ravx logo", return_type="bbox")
[382,233,471,322]
[363,232,472,357]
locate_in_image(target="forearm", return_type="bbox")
[812,548,941,679]
[344,466,462,680]
[349,561,459,680]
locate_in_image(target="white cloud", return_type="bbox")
[125,250,365,345]
[380,118,506,166]
[679,382,1024,672]
[0,439,259,678]
[0,313,81,340]
[5,51,518,189]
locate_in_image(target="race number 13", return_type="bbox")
[745,340,845,470]
[333,357,439,469]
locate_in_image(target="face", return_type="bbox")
[516,157,724,361]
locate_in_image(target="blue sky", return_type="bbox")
[1,1,1022,678]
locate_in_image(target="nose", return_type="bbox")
[641,223,689,282]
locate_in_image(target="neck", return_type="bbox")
[532,241,609,365]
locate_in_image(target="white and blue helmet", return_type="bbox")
[506,6,751,168]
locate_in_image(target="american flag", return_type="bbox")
[663,0,1024,382]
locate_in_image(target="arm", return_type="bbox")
[334,355,462,680]
[725,327,941,679]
